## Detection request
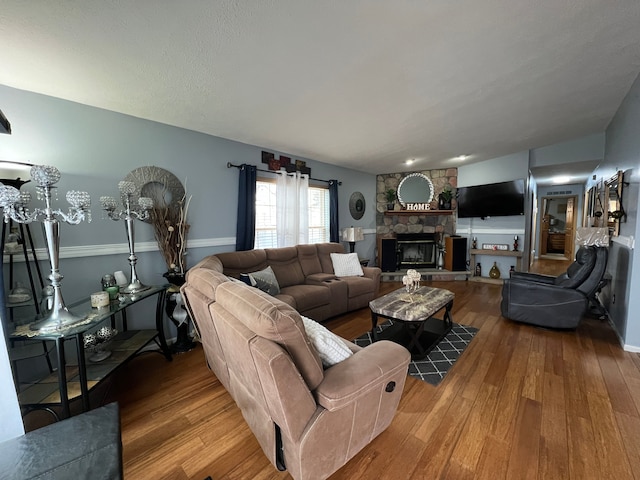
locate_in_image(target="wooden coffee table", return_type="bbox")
[369,286,454,359]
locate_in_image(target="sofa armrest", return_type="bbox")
[314,340,410,411]
[362,266,381,279]
[362,266,381,295]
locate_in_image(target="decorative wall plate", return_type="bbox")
[349,192,366,220]
[123,166,185,223]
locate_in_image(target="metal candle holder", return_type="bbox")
[100,181,153,294]
[0,165,91,332]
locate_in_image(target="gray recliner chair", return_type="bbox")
[500,245,608,329]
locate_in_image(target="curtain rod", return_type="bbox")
[227,162,341,185]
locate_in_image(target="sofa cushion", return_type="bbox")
[300,315,353,367]
[330,252,364,277]
[216,249,268,279]
[339,276,376,298]
[280,284,331,312]
[266,247,306,287]
[297,244,323,276]
[215,281,324,390]
[183,268,232,302]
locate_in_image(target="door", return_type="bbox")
[540,197,551,256]
[564,196,576,259]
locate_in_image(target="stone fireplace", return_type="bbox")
[376,168,457,271]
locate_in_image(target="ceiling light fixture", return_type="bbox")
[552,175,571,184]
[405,159,415,165]
[454,155,469,161]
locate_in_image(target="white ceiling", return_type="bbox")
[1,1,640,182]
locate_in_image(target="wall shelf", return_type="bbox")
[469,248,523,277]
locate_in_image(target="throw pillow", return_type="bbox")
[244,266,281,296]
[300,315,353,367]
[330,252,364,277]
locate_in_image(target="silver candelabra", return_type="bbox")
[100,181,153,294]
[0,165,91,332]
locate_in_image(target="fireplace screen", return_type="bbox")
[396,234,436,269]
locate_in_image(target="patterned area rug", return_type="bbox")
[353,321,478,386]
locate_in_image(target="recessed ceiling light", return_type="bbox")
[405,158,415,165]
[552,175,571,184]
[453,155,469,162]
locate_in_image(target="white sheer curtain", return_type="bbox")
[276,171,309,247]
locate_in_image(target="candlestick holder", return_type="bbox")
[0,165,91,332]
[513,235,519,252]
[101,181,153,294]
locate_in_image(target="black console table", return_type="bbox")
[9,285,172,419]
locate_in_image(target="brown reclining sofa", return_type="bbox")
[189,242,381,322]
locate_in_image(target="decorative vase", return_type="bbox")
[163,272,196,353]
[489,262,501,279]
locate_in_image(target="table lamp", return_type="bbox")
[342,226,364,253]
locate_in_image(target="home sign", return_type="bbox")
[405,203,432,211]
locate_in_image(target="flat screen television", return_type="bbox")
[457,179,525,219]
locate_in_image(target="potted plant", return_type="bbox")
[385,188,396,210]
[438,185,454,210]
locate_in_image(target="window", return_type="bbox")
[255,180,330,248]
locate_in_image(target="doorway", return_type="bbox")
[539,195,577,261]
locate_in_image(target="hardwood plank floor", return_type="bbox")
[28,258,640,479]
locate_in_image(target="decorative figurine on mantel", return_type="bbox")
[513,235,519,252]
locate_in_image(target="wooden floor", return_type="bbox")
[29,258,640,479]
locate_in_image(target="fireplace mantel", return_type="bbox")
[384,210,454,216]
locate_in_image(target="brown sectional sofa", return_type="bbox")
[181,265,410,480]
[190,242,381,322]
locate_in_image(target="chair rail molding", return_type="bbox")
[2,237,237,262]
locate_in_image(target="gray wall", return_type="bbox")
[594,72,640,349]
[530,133,605,167]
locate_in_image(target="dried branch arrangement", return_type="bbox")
[149,190,191,275]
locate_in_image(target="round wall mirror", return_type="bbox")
[397,173,434,207]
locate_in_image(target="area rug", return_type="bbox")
[353,321,478,386]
